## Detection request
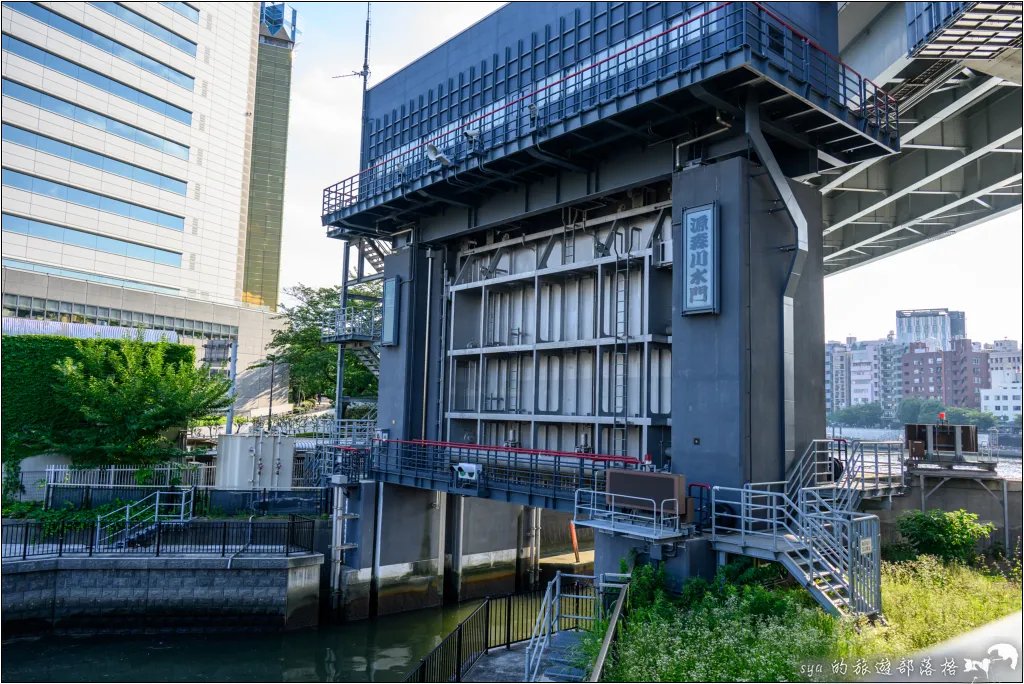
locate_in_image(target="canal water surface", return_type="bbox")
[1,601,481,682]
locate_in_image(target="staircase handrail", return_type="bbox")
[95,488,195,548]
[712,486,831,592]
[525,574,559,682]
[798,486,881,614]
[713,484,880,616]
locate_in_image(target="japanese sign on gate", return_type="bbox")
[681,202,719,315]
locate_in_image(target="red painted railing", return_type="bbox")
[322,2,897,219]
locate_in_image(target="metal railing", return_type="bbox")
[403,590,561,683]
[525,572,601,682]
[711,484,881,615]
[573,489,683,539]
[589,583,630,683]
[2,516,315,559]
[367,439,641,505]
[316,418,377,446]
[45,464,216,489]
[786,439,905,513]
[322,1,896,218]
[798,487,881,615]
[321,305,382,342]
[95,488,194,549]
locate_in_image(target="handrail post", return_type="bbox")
[484,597,492,649]
[221,521,228,557]
[455,621,464,683]
[21,522,30,560]
[505,593,513,649]
[58,520,65,557]
[155,520,162,557]
[553,571,561,634]
[286,514,294,556]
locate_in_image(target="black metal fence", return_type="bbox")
[1,516,316,560]
[43,485,331,517]
[1,470,48,502]
[403,585,597,683]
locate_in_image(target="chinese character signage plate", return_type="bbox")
[681,202,719,315]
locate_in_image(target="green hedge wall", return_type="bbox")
[1,335,195,462]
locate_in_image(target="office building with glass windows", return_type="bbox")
[1,2,297,414]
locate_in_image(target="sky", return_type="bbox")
[277,2,1023,346]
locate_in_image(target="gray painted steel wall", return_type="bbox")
[671,157,825,489]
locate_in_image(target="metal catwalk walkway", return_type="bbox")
[331,439,643,512]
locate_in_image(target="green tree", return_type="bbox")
[896,397,922,426]
[264,284,378,404]
[916,399,946,424]
[943,407,999,431]
[828,402,884,427]
[41,333,231,467]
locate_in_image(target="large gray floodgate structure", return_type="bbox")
[315,1,1022,621]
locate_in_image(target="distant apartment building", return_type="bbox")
[980,383,1022,423]
[986,339,1022,387]
[849,340,880,406]
[825,340,850,412]
[896,308,965,351]
[1,2,298,415]
[825,334,903,419]
[901,338,989,409]
[878,333,905,420]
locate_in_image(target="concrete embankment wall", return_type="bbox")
[333,484,594,619]
[1,554,323,637]
[868,475,1023,551]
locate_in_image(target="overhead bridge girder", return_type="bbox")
[821,79,1022,276]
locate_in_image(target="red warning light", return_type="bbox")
[939,412,946,421]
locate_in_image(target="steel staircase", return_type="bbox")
[524,571,629,682]
[352,344,380,377]
[95,488,194,550]
[362,238,392,273]
[711,440,906,617]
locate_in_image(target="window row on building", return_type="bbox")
[2,125,188,195]
[87,2,197,57]
[4,2,195,90]
[2,35,193,124]
[2,168,186,231]
[2,213,182,267]
[2,80,190,160]
[2,257,178,295]
[2,293,238,339]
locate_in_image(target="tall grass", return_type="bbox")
[589,553,1022,682]
[843,554,1022,658]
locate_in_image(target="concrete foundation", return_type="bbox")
[1,554,323,637]
[867,472,1023,551]
[593,532,716,592]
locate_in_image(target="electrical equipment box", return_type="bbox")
[216,434,296,489]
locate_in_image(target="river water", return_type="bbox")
[1,602,481,683]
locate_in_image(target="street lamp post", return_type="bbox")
[266,354,279,430]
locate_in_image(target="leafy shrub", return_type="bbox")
[897,509,994,563]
